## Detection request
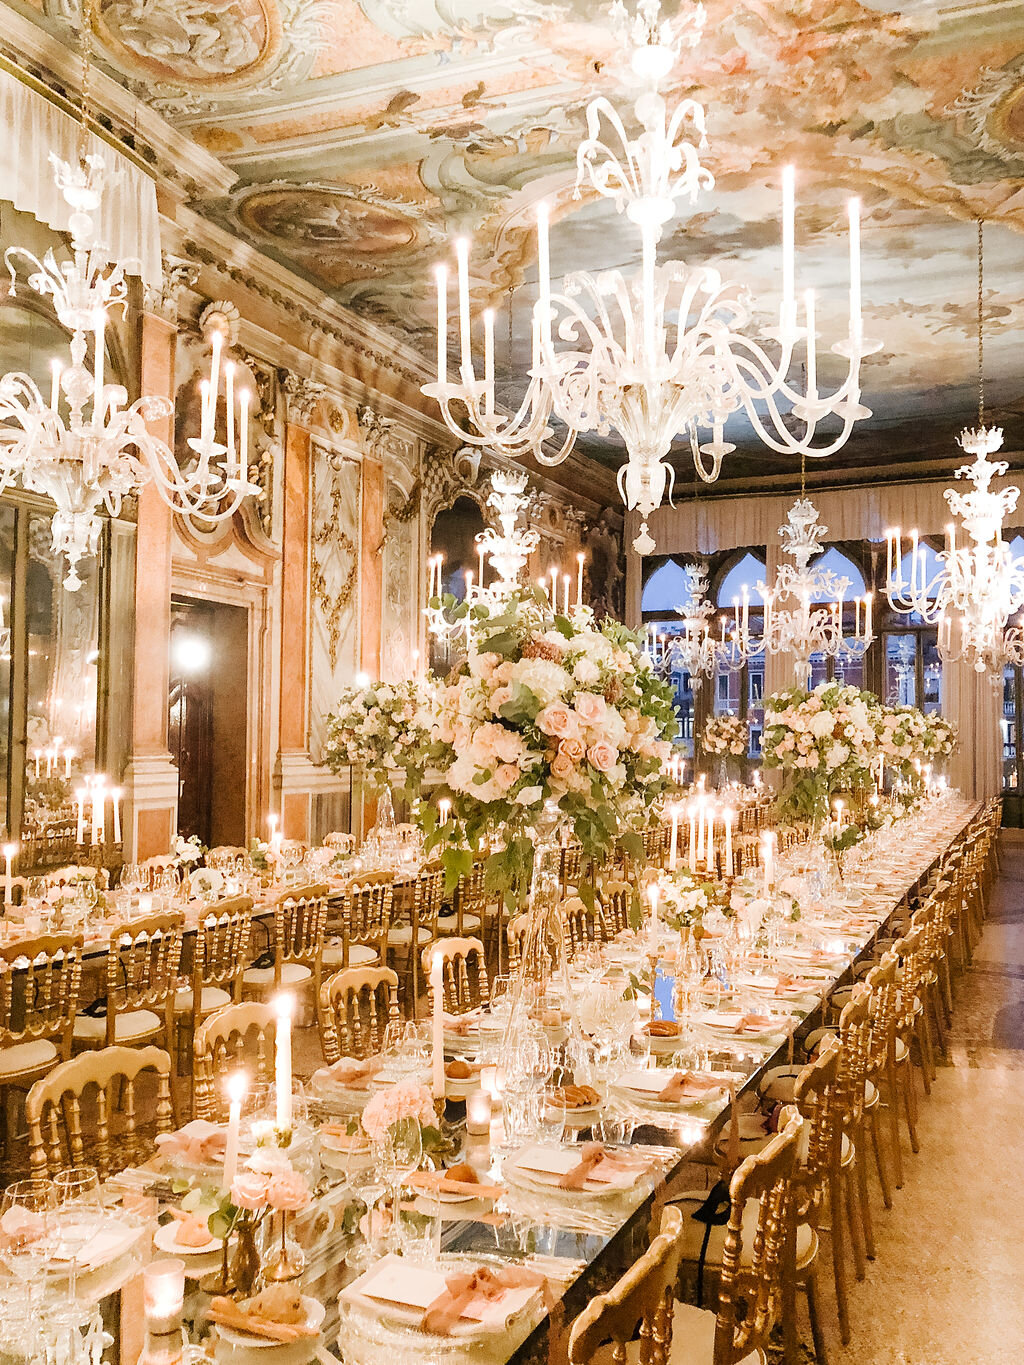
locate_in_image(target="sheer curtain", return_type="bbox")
[0,67,161,287]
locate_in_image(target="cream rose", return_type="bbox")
[575,692,607,726]
[587,740,618,773]
[558,736,585,764]
[536,702,577,739]
[230,1171,270,1211]
[266,1169,311,1213]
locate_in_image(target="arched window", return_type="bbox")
[716,552,766,606]
[807,547,866,601]
[641,559,693,614]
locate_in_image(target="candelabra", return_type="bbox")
[730,498,873,688]
[0,155,260,590]
[422,0,879,553]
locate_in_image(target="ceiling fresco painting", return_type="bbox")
[21,0,1024,478]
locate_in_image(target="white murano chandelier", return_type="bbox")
[426,468,547,647]
[0,154,259,589]
[646,562,728,689]
[422,0,879,552]
[885,224,1023,677]
[730,496,873,688]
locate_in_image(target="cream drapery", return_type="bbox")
[0,67,161,287]
[626,476,1008,801]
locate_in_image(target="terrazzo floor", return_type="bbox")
[823,834,1024,1365]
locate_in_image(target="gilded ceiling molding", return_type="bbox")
[282,372,327,429]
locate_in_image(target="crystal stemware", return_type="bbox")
[52,1166,103,1301]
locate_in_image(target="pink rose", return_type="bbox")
[588,741,618,773]
[230,1171,270,1211]
[490,685,515,715]
[558,737,585,764]
[574,692,606,726]
[496,763,520,790]
[550,753,574,781]
[266,1168,311,1213]
[536,703,576,739]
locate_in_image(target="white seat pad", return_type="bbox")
[436,913,482,934]
[322,944,379,969]
[0,1038,58,1077]
[387,925,434,947]
[174,986,231,1014]
[74,1009,162,1042]
[242,962,312,987]
[591,1302,761,1365]
[669,1190,817,1271]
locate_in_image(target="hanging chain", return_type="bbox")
[800,449,806,500]
[77,0,96,165]
[977,218,985,430]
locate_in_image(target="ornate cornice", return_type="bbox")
[142,254,200,323]
[282,372,327,427]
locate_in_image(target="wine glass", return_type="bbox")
[52,1167,103,1301]
[371,1119,422,1252]
[0,1178,56,1337]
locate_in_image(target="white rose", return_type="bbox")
[809,711,835,739]
[573,657,600,685]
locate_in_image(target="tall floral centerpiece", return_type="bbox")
[761,681,878,826]
[701,712,748,785]
[422,471,678,897]
[322,677,432,798]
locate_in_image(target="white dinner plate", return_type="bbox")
[153,1220,222,1256]
[217,1296,325,1348]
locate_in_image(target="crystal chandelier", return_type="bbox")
[885,223,1022,676]
[422,0,879,553]
[0,154,260,590]
[425,468,544,646]
[646,561,728,689]
[731,495,873,688]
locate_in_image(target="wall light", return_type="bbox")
[172,631,212,677]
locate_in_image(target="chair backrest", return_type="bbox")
[599,880,632,937]
[568,1203,687,1365]
[26,1044,174,1178]
[324,832,355,854]
[47,864,109,890]
[274,883,328,987]
[714,1116,802,1364]
[835,982,872,1125]
[193,1001,278,1121]
[0,933,83,1060]
[560,896,598,959]
[423,936,489,1014]
[453,864,490,928]
[193,897,253,998]
[791,1035,842,1212]
[139,856,178,887]
[506,913,556,978]
[104,913,183,1043]
[892,925,927,1032]
[414,865,445,930]
[864,950,900,1072]
[339,874,393,949]
[560,842,583,891]
[206,845,250,871]
[318,965,399,1064]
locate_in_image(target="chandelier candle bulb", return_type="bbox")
[64,748,73,780]
[477,542,486,587]
[223,1072,246,1189]
[430,951,445,1100]
[207,329,222,435]
[724,808,734,876]
[274,993,294,1135]
[456,238,472,373]
[549,566,558,604]
[438,797,451,826]
[111,788,122,844]
[537,199,551,346]
[239,388,250,478]
[435,264,448,384]
[225,362,235,457]
[706,805,715,875]
[74,790,85,845]
[804,288,817,394]
[687,802,697,873]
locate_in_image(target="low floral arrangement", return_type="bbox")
[761,681,878,823]
[657,870,715,931]
[421,589,678,894]
[360,1078,440,1151]
[322,678,433,796]
[208,1144,312,1243]
[172,834,205,867]
[701,712,748,757]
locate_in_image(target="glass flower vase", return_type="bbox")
[500,801,585,1091]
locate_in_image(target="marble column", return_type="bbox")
[123,310,179,859]
[274,419,313,840]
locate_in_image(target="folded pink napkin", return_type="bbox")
[155,1119,226,1164]
[325,1055,383,1087]
[421,1265,547,1335]
[737,1013,777,1033]
[657,1071,724,1103]
[443,1011,485,1036]
[556,1142,645,1191]
[0,1207,45,1248]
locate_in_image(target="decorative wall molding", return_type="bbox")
[422,443,483,521]
[142,254,200,323]
[283,371,327,428]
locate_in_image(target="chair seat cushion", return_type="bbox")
[436,913,482,934]
[74,1009,162,1043]
[669,1190,818,1272]
[591,1302,762,1365]
[174,986,232,1014]
[324,944,380,969]
[242,962,312,988]
[387,925,434,947]
[0,1038,58,1077]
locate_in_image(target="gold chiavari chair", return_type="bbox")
[323,873,393,972]
[437,864,486,938]
[318,966,400,1065]
[423,936,489,1015]
[598,879,633,937]
[138,856,178,890]
[206,845,250,872]
[193,1002,278,1122]
[388,865,443,1018]
[73,912,183,1055]
[561,895,601,960]
[243,882,328,998]
[891,925,928,1136]
[0,934,83,1156]
[862,951,903,1202]
[175,897,253,1071]
[26,1044,174,1179]
[569,1117,803,1365]
[560,841,584,895]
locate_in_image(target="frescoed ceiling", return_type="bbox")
[11,0,1024,486]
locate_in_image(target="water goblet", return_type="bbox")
[0,1178,56,1341]
[52,1167,103,1301]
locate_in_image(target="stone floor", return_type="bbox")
[821,835,1024,1365]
